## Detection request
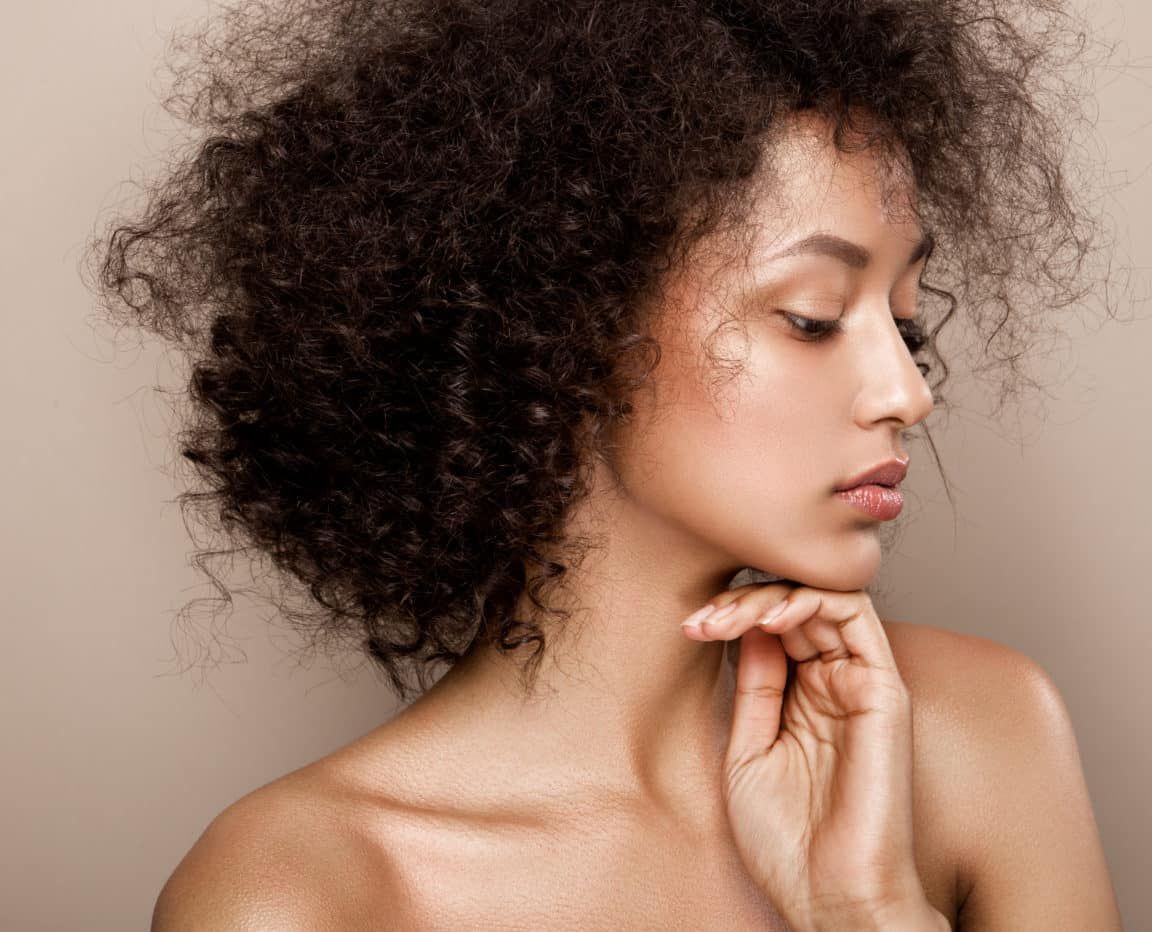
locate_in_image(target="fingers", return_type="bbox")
[680,582,794,641]
[680,582,793,638]
[681,583,900,675]
[725,627,788,771]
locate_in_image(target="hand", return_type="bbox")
[681,582,943,931]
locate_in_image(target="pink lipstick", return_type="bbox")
[834,484,904,520]
[833,458,908,521]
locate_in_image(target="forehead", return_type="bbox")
[644,110,923,337]
[748,110,920,245]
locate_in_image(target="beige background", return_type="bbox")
[1,1,1148,929]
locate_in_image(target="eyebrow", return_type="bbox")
[764,230,934,270]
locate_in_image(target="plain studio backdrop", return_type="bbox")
[1,1,1148,928]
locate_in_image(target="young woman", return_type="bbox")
[95,0,1122,927]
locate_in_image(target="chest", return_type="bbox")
[369,813,958,930]
[391,828,787,930]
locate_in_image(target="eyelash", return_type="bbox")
[783,312,931,371]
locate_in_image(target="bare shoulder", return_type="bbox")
[881,618,1122,930]
[151,772,410,931]
[881,616,1083,758]
[880,617,1029,701]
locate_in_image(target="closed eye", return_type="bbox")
[782,312,931,369]
[782,313,841,340]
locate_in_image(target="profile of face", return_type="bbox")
[611,111,936,593]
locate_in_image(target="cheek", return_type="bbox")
[613,345,885,586]
[634,388,882,587]
[621,356,836,523]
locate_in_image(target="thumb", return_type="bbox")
[725,627,788,773]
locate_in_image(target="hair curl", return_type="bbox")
[91,0,1112,701]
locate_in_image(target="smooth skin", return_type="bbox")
[151,111,1123,930]
[682,582,948,930]
[150,622,1123,930]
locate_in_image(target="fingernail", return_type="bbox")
[681,604,718,629]
[758,601,788,627]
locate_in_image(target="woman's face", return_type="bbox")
[614,113,935,591]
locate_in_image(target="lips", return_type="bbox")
[834,458,909,492]
[835,483,904,520]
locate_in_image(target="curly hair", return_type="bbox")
[91,0,1111,701]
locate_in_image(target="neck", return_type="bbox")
[419,463,762,813]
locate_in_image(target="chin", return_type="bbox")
[747,537,882,593]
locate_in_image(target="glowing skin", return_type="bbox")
[412,111,936,833]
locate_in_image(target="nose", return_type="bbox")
[851,313,935,430]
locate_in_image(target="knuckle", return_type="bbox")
[736,682,785,700]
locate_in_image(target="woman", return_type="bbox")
[95,0,1122,928]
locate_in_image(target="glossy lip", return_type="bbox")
[834,458,909,491]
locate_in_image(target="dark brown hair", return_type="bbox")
[91,0,1112,701]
